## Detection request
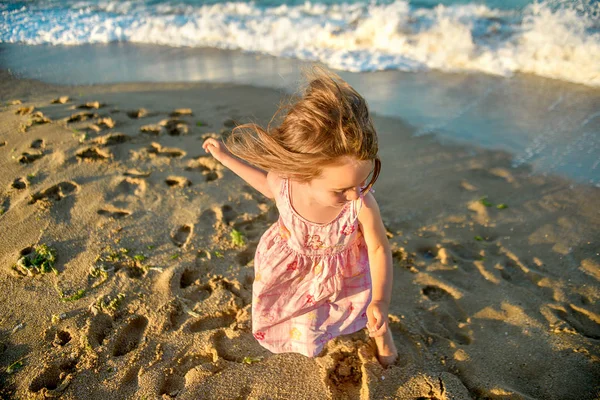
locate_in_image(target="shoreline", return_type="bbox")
[2,43,599,186]
[1,72,599,399]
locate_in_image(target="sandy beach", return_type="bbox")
[0,69,599,399]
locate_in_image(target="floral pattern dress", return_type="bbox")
[252,178,371,357]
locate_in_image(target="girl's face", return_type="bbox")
[307,157,374,208]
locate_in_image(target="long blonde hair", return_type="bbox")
[226,66,380,192]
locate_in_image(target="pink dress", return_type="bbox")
[252,178,372,357]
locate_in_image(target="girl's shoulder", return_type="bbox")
[266,172,284,199]
[357,190,380,222]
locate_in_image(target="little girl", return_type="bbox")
[202,68,398,367]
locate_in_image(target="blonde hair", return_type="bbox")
[226,66,380,192]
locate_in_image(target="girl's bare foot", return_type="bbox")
[374,329,398,368]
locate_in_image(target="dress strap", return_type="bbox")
[351,187,374,224]
[279,177,288,201]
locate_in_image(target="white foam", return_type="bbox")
[1,0,599,86]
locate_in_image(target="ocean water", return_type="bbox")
[1,0,599,86]
[1,0,599,185]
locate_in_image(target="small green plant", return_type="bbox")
[196,121,204,127]
[89,265,111,287]
[133,254,147,262]
[170,253,180,260]
[242,356,263,364]
[0,207,5,215]
[230,229,246,247]
[479,196,493,207]
[147,245,155,250]
[95,293,125,313]
[60,288,86,302]
[496,203,508,209]
[214,251,224,258]
[6,360,24,374]
[474,236,484,241]
[14,244,58,275]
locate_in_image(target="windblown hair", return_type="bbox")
[226,67,380,192]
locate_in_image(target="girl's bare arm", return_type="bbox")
[358,192,394,335]
[202,138,274,199]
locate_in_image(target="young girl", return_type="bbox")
[202,68,398,367]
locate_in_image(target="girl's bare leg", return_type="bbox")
[374,329,398,368]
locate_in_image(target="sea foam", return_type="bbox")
[1,0,599,86]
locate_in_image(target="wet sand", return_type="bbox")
[0,70,599,399]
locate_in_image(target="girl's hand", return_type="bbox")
[202,138,231,163]
[366,300,389,338]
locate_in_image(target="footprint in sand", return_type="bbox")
[17,151,44,164]
[235,249,255,267]
[317,349,364,400]
[156,299,185,333]
[112,315,148,357]
[209,330,267,363]
[198,205,238,231]
[185,156,223,182]
[554,304,600,340]
[147,142,186,158]
[199,208,217,228]
[116,177,146,197]
[159,353,214,397]
[178,275,250,331]
[416,243,439,262]
[76,147,111,162]
[93,133,130,147]
[165,176,191,188]
[169,108,193,117]
[77,101,104,109]
[180,267,206,289]
[221,205,237,225]
[66,111,98,123]
[188,311,237,333]
[29,181,79,205]
[11,177,27,190]
[52,330,72,348]
[123,169,151,178]
[51,96,70,104]
[30,139,44,149]
[85,313,113,348]
[444,243,480,263]
[97,207,132,219]
[180,272,213,304]
[15,106,35,116]
[96,117,115,129]
[127,108,148,119]
[171,224,193,248]
[1,198,10,215]
[232,207,277,242]
[421,284,472,345]
[159,119,189,136]
[140,124,163,135]
[28,358,78,397]
[498,258,542,288]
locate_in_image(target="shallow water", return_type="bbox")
[1,0,599,85]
